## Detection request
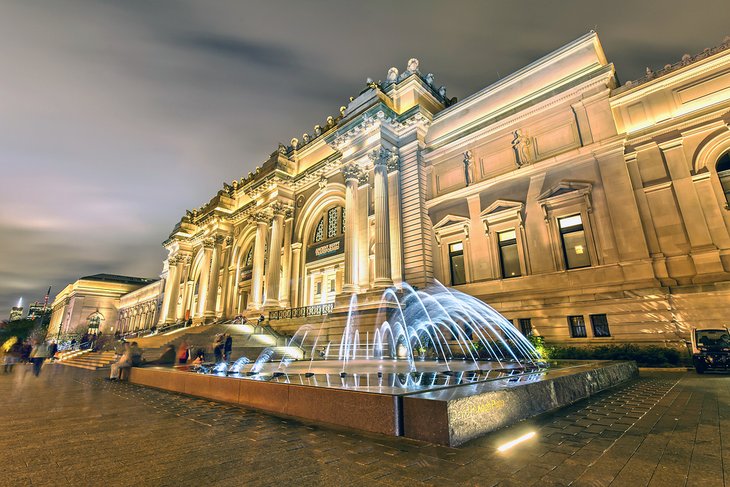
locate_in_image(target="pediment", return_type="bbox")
[537,181,592,202]
[480,199,524,218]
[432,214,470,231]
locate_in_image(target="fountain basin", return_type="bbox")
[128,359,637,445]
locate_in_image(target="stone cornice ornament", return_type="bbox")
[386,151,400,172]
[202,237,215,249]
[250,212,271,225]
[341,163,362,181]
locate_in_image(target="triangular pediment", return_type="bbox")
[480,199,524,218]
[538,181,592,202]
[433,214,470,231]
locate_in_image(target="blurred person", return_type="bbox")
[213,334,224,363]
[109,343,132,380]
[130,342,143,366]
[48,341,58,361]
[148,345,175,366]
[29,340,50,377]
[177,340,189,365]
[5,341,22,373]
[224,334,233,363]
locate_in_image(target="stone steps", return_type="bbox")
[57,351,117,370]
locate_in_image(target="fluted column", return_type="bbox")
[160,256,178,324]
[290,243,302,308]
[341,164,361,293]
[175,254,191,322]
[370,148,395,288]
[166,256,185,323]
[196,239,214,319]
[264,204,286,309]
[280,214,293,308]
[204,235,224,320]
[219,237,233,319]
[249,213,269,310]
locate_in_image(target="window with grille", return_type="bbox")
[590,314,611,337]
[314,218,324,242]
[327,207,338,238]
[341,208,346,233]
[244,247,253,267]
[568,315,587,338]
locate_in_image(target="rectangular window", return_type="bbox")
[328,279,335,293]
[498,229,521,278]
[590,314,611,337]
[315,282,322,295]
[518,318,532,337]
[568,315,587,338]
[448,242,466,285]
[559,214,591,269]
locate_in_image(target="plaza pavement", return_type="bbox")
[0,364,727,486]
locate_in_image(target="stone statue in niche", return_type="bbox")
[511,129,532,167]
[463,150,475,186]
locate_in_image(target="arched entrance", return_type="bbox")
[303,204,346,306]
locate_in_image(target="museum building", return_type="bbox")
[110,32,730,346]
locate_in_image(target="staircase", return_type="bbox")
[56,351,117,370]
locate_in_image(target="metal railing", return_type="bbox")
[269,302,334,321]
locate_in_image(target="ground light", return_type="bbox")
[497,431,536,452]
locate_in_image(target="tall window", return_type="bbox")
[717,152,730,207]
[518,318,532,337]
[568,315,587,338]
[244,246,254,267]
[498,229,521,278]
[590,314,611,337]
[327,207,339,238]
[448,242,466,285]
[314,218,324,242]
[559,214,591,269]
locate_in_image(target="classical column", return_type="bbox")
[219,237,233,319]
[370,148,395,288]
[175,254,191,322]
[386,154,403,285]
[161,256,178,324]
[196,239,214,319]
[357,172,370,290]
[204,235,224,320]
[290,243,302,308]
[264,204,286,308]
[280,213,293,308]
[249,213,269,310]
[341,164,361,293]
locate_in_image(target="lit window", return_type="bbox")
[327,207,339,238]
[329,279,335,293]
[717,152,730,207]
[590,314,611,337]
[244,247,254,267]
[559,214,591,269]
[448,242,466,285]
[518,318,532,337]
[315,282,322,295]
[314,218,324,242]
[498,229,521,278]
[568,315,587,338]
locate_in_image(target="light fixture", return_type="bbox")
[497,431,536,452]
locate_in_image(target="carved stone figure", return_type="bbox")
[318,175,328,189]
[407,58,419,73]
[438,86,447,98]
[511,129,532,167]
[302,133,310,144]
[326,116,334,127]
[278,143,287,154]
[463,150,475,185]
[386,67,399,83]
[314,125,322,136]
[425,73,434,86]
[290,137,299,150]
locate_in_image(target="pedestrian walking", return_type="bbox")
[29,340,50,377]
[224,334,233,362]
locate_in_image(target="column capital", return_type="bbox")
[250,211,271,225]
[341,163,362,181]
[270,201,292,217]
[202,237,215,249]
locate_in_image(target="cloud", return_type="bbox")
[173,32,300,70]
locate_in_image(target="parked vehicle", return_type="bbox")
[689,327,730,374]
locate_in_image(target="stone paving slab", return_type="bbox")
[0,364,727,486]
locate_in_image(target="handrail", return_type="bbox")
[269,302,334,321]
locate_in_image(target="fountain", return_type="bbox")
[129,281,638,446]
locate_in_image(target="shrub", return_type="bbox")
[547,343,689,367]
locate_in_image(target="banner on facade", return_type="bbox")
[306,236,345,262]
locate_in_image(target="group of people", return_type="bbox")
[1,338,58,377]
[213,333,233,363]
[108,340,143,380]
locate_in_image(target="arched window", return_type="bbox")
[87,311,103,334]
[244,246,254,267]
[717,152,730,207]
[312,206,345,243]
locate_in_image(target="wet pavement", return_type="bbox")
[0,364,727,486]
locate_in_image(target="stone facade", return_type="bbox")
[47,274,155,338]
[154,32,730,346]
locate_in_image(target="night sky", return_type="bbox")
[2,0,729,316]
